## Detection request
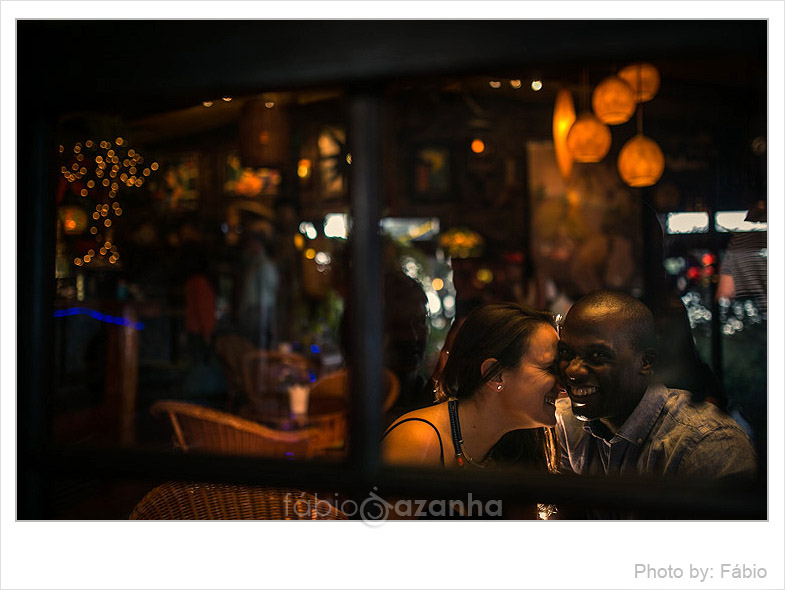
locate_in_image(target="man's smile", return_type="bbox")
[569,386,598,397]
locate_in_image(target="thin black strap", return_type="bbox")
[447,399,464,465]
[382,417,445,466]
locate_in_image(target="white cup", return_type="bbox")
[287,384,310,416]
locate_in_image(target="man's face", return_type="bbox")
[557,305,650,426]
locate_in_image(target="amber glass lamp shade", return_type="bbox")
[617,63,660,103]
[552,88,576,180]
[566,113,611,163]
[592,76,636,125]
[617,134,665,187]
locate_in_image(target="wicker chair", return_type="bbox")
[242,350,313,409]
[150,400,317,459]
[129,481,348,520]
[212,332,256,410]
[310,368,400,413]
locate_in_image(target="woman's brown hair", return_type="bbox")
[438,302,559,472]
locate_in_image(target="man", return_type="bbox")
[555,291,756,503]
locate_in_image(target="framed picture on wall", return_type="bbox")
[411,144,452,201]
[147,152,200,212]
[224,151,282,201]
[317,125,348,199]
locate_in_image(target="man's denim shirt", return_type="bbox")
[555,383,757,479]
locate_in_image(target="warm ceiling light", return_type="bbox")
[489,80,502,89]
[617,63,660,103]
[566,112,611,163]
[222,96,232,102]
[510,79,522,89]
[531,79,543,91]
[617,134,665,187]
[471,139,485,154]
[297,159,312,178]
[202,101,214,107]
[592,75,636,125]
[552,88,576,180]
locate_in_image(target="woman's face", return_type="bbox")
[500,324,562,428]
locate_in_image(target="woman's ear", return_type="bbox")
[480,358,501,382]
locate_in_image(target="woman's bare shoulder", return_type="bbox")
[382,404,448,467]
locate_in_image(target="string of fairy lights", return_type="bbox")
[59,137,158,267]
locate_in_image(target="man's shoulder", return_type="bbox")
[659,387,747,438]
[653,386,755,464]
[655,388,757,478]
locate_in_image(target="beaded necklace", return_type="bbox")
[447,399,491,468]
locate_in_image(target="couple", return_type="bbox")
[382,291,756,496]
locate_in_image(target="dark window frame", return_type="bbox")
[17,19,768,520]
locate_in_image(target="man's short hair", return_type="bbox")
[569,290,657,352]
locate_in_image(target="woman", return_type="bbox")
[382,303,561,472]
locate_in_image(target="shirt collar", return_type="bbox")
[582,384,667,445]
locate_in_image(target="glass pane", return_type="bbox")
[718,229,768,458]
[36,22,767,525]
[52,88,353,464]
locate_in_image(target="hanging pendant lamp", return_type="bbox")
[617,105,664,187]
[552,88,576,180]
[566,112,612,163]
[617,63,660,103]
[592,75,636,125]
[617,135,664,187]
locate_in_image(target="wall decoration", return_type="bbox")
[412,144,451,201]
[224,151,281,199]
[147,152,200,212]
[58,137,156,267]
[317,126,349,198]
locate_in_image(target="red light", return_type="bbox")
[686,267,700,280]
[702,253,716,266]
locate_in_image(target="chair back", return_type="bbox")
[212,332,256,408]
[151,400,315,459]
[242,350,312,408]
[310,368,399,413]
[129,481,348,520]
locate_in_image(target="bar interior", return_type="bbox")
[16,19,768,524]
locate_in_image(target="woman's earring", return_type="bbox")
[496,384,503,391]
